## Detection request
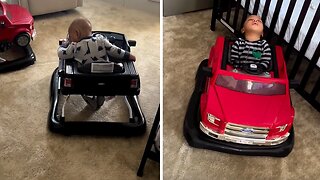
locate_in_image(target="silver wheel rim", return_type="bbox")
[17,35,30,47]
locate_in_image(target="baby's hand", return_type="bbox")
[129,54,136,62]
[59,39,70,47]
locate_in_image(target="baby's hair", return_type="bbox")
[68,17,92,38]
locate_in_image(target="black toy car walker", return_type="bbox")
[0,45,36,73]
[48,31,146,135]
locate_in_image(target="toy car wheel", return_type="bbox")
[15,33,31,47]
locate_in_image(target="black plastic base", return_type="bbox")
[183,60,294,157]
[0,45,36,73]
[48,69,146,136]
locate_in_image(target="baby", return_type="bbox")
[58,17,135,65]
[230,15,271,71]
[58,17,136,109]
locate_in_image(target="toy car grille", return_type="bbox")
[225,123,269,139]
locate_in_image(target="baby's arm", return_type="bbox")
[57,42,76,60]
[103,39,135,61]
[230,41,240,68]
[260,42,272,71]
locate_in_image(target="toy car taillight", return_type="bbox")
[64,78,72,87]
[130,79,138,88]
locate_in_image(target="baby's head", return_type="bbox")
[68,17,92,42]
[241,15,264,41]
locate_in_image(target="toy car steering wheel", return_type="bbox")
[108,36,116,44]
[97,33,116,44]
[242,63,264,75]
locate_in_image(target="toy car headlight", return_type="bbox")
[276,124,288,132]
[207,113,220,126]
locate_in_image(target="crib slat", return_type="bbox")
[233,0,242,31]
[253,0,260,15]
[277,0,297,44]
[240,0,251,27]
[289,2,320,79]
[284,0,312,61]
[261,0,271,24]
[211,0,221,31]
[300,43,320,90]
[226,0,233,23]
[266,0,283,41]
[311,77,320,100]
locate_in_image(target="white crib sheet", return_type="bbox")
[238,0,320,67]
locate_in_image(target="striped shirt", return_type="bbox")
[230,38,272,70]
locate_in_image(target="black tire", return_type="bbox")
[15,33,31,47]
[0,41,11,52]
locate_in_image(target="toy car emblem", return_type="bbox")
[241,128,254,134]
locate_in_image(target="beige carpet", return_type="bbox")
[0,0,159,179]
[164,10,320,179]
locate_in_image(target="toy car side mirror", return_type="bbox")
[128,40,136,47]
[201,67,213,77]
[289,79,299,89]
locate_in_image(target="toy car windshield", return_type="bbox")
[215,74,286,95]
[0,4,11,20]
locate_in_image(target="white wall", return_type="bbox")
[1,0,18,3]
[3,0,159,15]
[164,0,212,16]
[104,0,160,15]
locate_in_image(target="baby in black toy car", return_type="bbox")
[57,17,136,64]
[58,17,137,109]
[229,15,272,72]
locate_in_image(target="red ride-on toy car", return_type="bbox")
[0,1,36,72]
[184,37,296,157]
[0,1,35,50]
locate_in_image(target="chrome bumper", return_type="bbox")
[32,29,36,39]
[200,122,290,146]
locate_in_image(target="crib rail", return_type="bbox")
[211,0,320,111]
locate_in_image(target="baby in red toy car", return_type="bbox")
[57,17,136,64]
[229,15,271,72]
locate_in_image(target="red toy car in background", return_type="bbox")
[0,1,35,50]
[184,36,295,157]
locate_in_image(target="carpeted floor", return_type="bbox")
[0,0,159,179]
[164,10,320,180]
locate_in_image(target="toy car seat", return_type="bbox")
[48,31,146,135]
[222,37,278,78]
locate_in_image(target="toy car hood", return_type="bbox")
[1,3,33,24]
[213,85,290,127]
